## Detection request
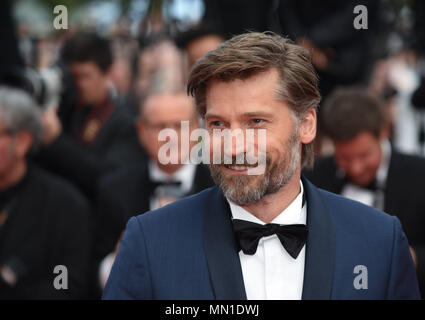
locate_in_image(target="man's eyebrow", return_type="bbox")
[242,111,274,118]
[205,111,274,119]
[204,112,223,119]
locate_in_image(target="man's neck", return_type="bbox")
[0,161,27,192]
[240,170,302,224]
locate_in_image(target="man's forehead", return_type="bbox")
[334,132,380,152]
[206,67,279,88]
[205,68,280,97]
[143,93,195,119]
[204,69,287,118]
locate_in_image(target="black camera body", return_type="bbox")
[0,63,77,111]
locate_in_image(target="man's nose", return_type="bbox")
[223,129,246,158]
[75,79,85,90]
[348,160,365,177]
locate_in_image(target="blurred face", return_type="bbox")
[0,120,30,185]
[136,93,199,172]
[334,131,383,186]
[0,121,15,179]
[186,34,223,68]
[70,62,109,105]
[205,68,316,205]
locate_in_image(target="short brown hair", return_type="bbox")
[321,86,387,141]
[187,32,321,167]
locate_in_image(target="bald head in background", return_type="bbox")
[136,92,200,174]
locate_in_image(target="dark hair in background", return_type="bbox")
[174,23,225,49]
[321,86,387,141]
[61,32,113,72]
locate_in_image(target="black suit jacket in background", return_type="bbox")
[93,163,214,265]
[303,150,425,297]
[35,97,147,200]
[0,165,91,299]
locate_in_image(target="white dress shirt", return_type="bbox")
[227,181,307,300]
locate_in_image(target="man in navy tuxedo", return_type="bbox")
[103,32,420,300]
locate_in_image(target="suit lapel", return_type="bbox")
[330,159,346,194]
[301,177,335,299]
[203,186,247,300]
[384,150,403,216]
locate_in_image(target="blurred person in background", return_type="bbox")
[278,0,380,99]
[135,36,185,102]
[94,90,214,293]
[35,31,146,200]
[175,24,224,79]
[0,86,91,299]
[303,86,425,298]
[277,0,380,155]
[109,23,140,117]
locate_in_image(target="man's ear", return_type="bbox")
[14,131,34,157]
[300,108,317,144]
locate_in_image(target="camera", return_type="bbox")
[0,63,77,110]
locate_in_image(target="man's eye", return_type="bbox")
[251,119,263,124]
[210,121,223,127]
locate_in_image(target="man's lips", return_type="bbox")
[221,164,257,175]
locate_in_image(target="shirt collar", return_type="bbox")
[227,180,306,225]
[148,160,196,193]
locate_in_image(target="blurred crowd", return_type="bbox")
[0,0,425,299]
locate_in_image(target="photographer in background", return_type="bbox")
[36,32,145,200]
[0,86,91,299]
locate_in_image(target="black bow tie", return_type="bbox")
[232,219,308,259]
[150,180,182,189]
[344,177,384,192]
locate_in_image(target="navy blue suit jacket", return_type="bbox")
[102,178,420,299]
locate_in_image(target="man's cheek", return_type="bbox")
[210,136,223,164]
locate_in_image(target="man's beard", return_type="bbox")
[209,130,300,206]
